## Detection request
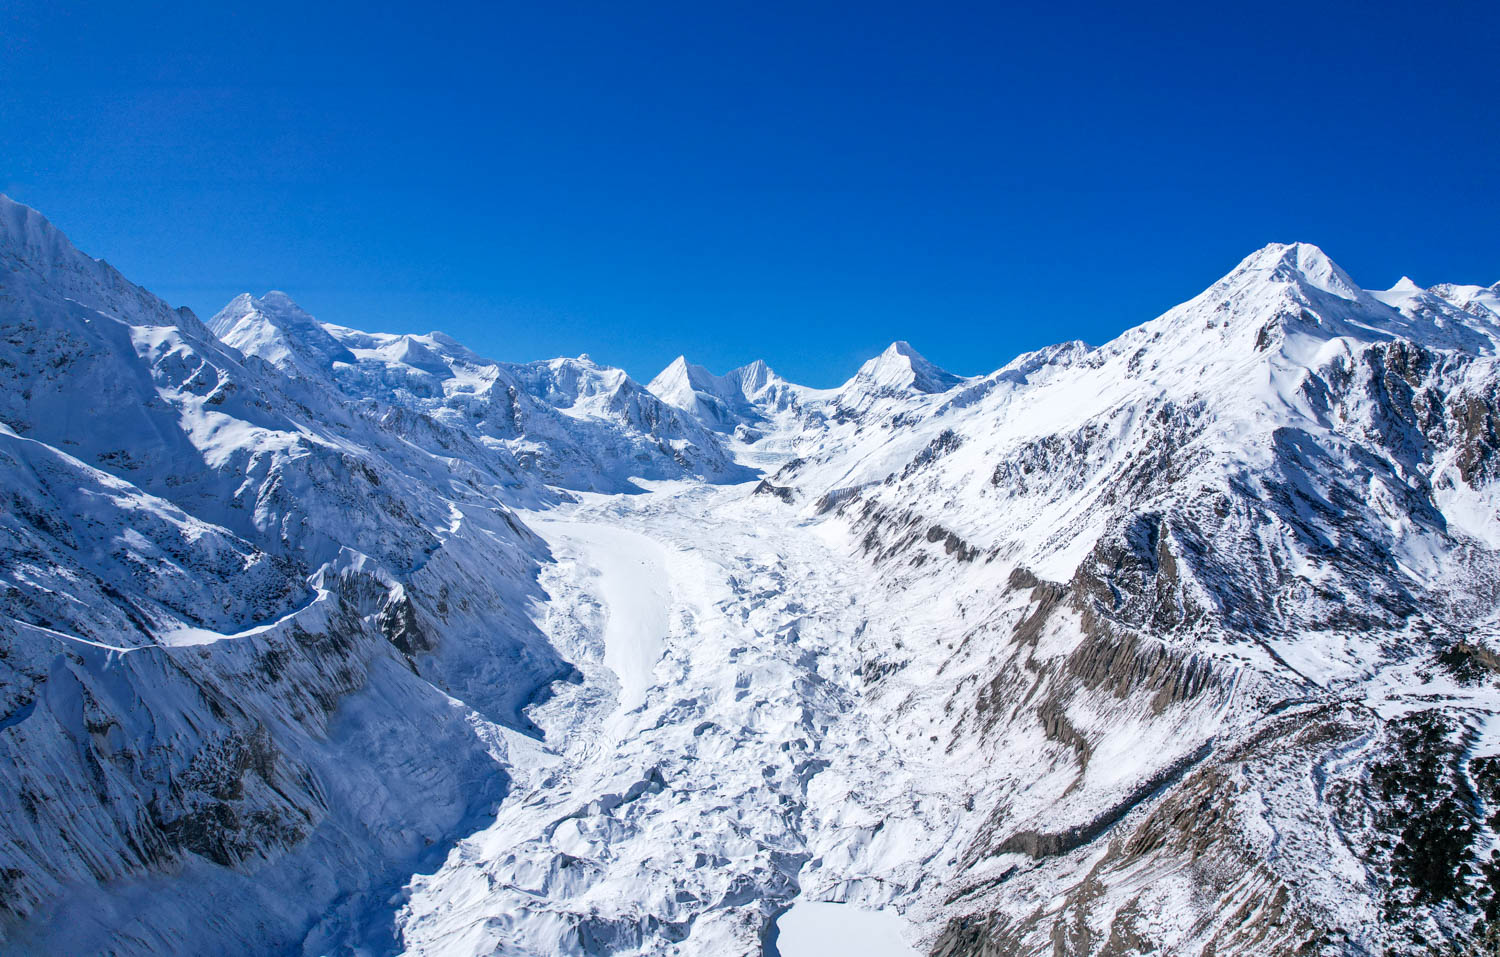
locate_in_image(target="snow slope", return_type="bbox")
[526,518,671,716]
[771,901,918,957]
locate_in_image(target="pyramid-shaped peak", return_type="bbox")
[857,340,962,394]
[732,358,777,393]
[211,291,323,337]
[1232,242,1363,301]
[645,355,794,429]
[649,355,784,399]
[665,355,716,385]
[210,291,353,369]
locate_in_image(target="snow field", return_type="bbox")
[771,900,918,957]
[527,519,672,716]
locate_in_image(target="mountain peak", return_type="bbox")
[853,340,962,395]
[648,355,784,401]
[258,289,305,312]
[644,355,797,432]
[652,355,714,390]
[732,358,776,394]
[210,291,354,370]
[1232,242,1363,301]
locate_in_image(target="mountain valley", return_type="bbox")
[3,195,1500,956]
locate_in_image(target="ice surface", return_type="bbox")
[771,901,918,957]
[526,518,670,715]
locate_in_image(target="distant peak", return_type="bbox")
[258,289,305,311]
[649,355,773,397]
[657,355,710,382]
[210,291,353,368]
[1240,241,1330,266]
[733,358,777,393]
[211,291,314,329]
[855,340,962,394]
[1391,276,1423,294]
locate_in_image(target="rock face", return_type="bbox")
[3,194,1500,957]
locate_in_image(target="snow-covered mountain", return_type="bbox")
[0,196,572,952]
[211,292,749,491]
[3,191,1499,957]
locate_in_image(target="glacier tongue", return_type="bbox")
[397,482,938,956]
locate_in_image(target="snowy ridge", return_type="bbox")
[0,194,571,952]
[214,294,750,491]
[3,193,1500,957]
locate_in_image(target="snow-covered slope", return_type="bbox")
[731,241,1500,956]
[4,194,1499,957]
[0,195,569,952]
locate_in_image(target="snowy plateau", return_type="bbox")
[2,192,1500,957]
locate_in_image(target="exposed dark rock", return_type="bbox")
[926,525,978,562]
[988,741,1211,860]
[753,480,795,503]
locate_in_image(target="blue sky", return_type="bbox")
[3,1,1496,386]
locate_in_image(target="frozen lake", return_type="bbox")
[769,901,918,957]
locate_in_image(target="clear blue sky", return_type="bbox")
[3,1,1496,386]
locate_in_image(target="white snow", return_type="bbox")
[772,901,918,957]
[525,518,671,715]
